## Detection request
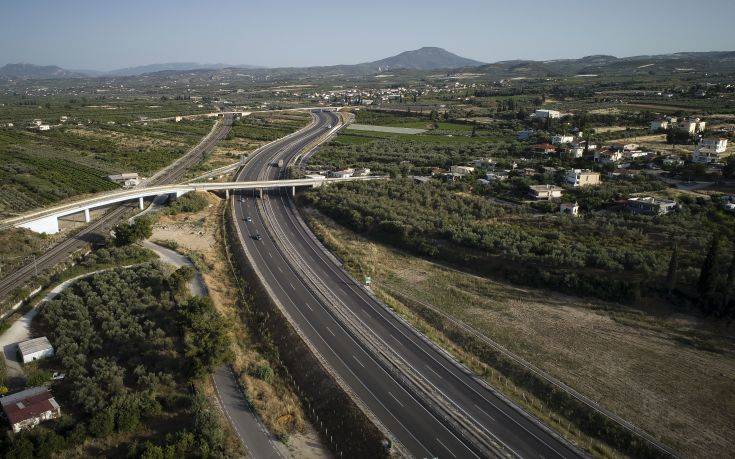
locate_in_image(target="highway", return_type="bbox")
[232,110,583,458]
[0,115,233,303]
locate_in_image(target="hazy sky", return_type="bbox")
[2,0,734,70]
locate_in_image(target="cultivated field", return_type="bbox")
[346,123,426,134]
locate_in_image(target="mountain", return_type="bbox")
[362,47,484,71]
[105,62,261,76]
[0,63,86,79]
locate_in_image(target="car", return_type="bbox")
[245,216,252,222]
[240,197,245,202]
[252,233,262,241]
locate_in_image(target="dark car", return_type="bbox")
[252,233,263,241]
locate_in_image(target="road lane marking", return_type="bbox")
[474,403,496,423]
[325,326,335,336]
[352,355,365,368]
[436,437,457,458]
[425,365,444,380]
[388,391,404,408]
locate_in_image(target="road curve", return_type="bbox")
[231,110,583,458]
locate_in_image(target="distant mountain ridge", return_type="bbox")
[3,49,735,80]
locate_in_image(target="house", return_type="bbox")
[450,165,475,176]
[594,149,623,164]
[566,146,585,158]
[517,129,535,141]
[531,109,561,119]
[551,134,575,146]
[473,158,496,169]
[108,173,141,188]
[174,116,183,122]
[38,125,50,131]
[1,387,61,433]
[529,184,564,200]
[677,117,706,134]
[486,171,509,182]
[650,119,669,132]
[559,202,579,216]
[627,197,677,215]
[623,150,652,160]
[353,168,371,177]
[693,138,729,164]
[662,155,684,167]
[565,169,600,187]
[329,168,355,178]
[18,337,54,363]
[532,143,556,154]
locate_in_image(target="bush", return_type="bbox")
[114,216,153,246]
[166,192,209,215]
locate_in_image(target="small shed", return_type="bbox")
[18,337,54,364]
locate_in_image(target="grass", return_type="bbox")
[304,208,735,458]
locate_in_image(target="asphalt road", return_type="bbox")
[232,111,583,458]
[0,115,232,303]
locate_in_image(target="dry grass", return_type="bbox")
[304,208,735,458]
[151,194,322,453]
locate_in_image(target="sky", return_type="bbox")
[2,0,735,71]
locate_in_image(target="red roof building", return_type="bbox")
[1,387,61,433]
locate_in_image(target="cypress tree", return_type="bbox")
[666,243,679,295]
[697,234,722,311]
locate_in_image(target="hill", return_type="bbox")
[364,47,484,71]
[0,63,85,79]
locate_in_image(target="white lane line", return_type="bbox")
[388,391,405,408]
[277,266,283,273]
[474,403,496,423]
[436,437,457,458]
[425,365,444,380]
[268,251,272,258]
[304,303,314,311]
[326,326,335,336]
[289,282,295,291]
[352,355,365,368]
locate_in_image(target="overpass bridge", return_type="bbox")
[2,176,383,234]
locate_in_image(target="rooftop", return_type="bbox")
[18,337,53,356]
[1,387,58,426]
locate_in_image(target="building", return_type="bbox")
[108,173,140,188]
[566,146,585,158]
[677,117,706,134]
[353,168,371,177]
[650,119,669,132]
[565,169,600,187]
[627,197,677,215]
[531,109,561,119]
[532,143,556,154]
[551,134,575,146]
[18,337,54,363]
[594,150,623,164]
[450,165,475,176]
[1,387,61,433]
[610,143,639,152]
[329,168,355,178]
[38,125,50,131]
[662,155,684,167]
[529,184,564,200]
[485,171,509,182]
[473,158,496,169]
[693,138,729,164]
[559,202,579,216]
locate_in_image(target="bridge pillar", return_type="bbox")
[225,189,229,199]
[258,189,263,199]
[291,186,296,197]
[84,208,91,223]
[138,197,145,210]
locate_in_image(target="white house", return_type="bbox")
[108,173,141,188]
[531,109,561,119]
[38,125,50,131]
[594,150,623,164]
[486,171,510,182]
[529,184,564,200]
[565,169,601,187]
[551,134,575,146]
[693,138,729,164]
[18,337,54,363]
[450,165,475,176]
[559,202,579,216]
[329,168,355,178]
[473,158,496,169]
[566,146,585,158]
[677,117,706,134]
